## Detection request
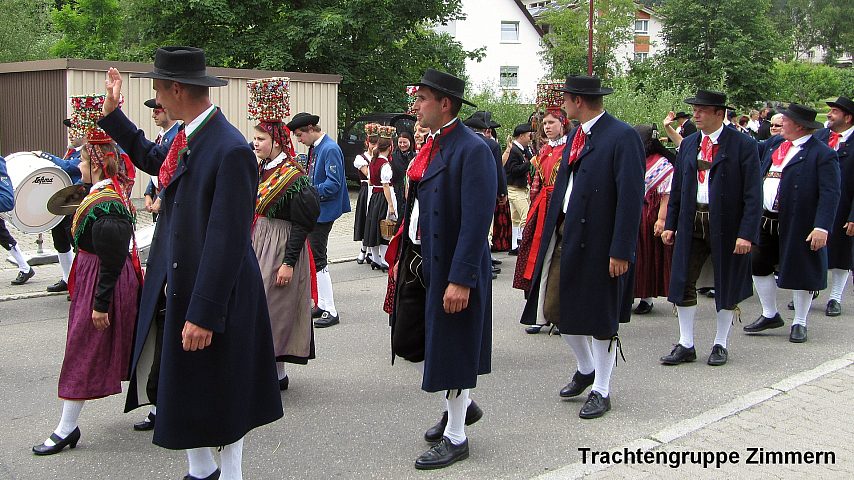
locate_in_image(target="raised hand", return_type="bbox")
[103,67,123,115]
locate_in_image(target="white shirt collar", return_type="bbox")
[184,104,217,137]
[548,136,567,148]
[429,118,458,139]
[263,151,288,171]
[837,125,854,143]
[702,124,725,144]
[90,178,113,192]
[580,110,606,135]
[791,134,811,147]
[512,140,525,150]
[312,133,327,148]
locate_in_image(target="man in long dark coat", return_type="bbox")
[390,69,495,470]
[99,47,282,480]
[815,96,854,317]
[661,90,762,367]
[521,75,645,419]
[744,103,841,343]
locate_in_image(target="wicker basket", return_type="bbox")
[380,219,397,240]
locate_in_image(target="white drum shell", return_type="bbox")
[4,152,72,234]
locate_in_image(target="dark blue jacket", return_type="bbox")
[309,134,350,223]
[0,156,13,212]
[39,149,82,185]
[666,127,762,311]
[522,112,645,336]
[99,107,282,449]
[815,128,854,269]
[408,119,496,392]
[761,135,841,290]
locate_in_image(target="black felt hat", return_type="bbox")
[554,75,614,96]
[827,96,854,116]
[412,68,476,107]
[286,112,321,131]
[144,98,161,109]
[674,111,691,120]
[684,89,733,110]
[780,103,824,130]
[131,46,228,87]
[513,123,535,136]
[62,118,72,128]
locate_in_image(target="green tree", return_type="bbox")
[539,0,637,79]
[771,0,854,63]
[0,0,57,62]
[770,60,843,105]
[50,0,122,59]
[660,0,782,107]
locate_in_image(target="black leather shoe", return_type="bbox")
[789,324,807,343]
[424,401,483,443]
[11,268,35,285]
[415,437,469,470]
[559,370,595,398]
[826,300,842,317]
[707,344,728,366]
[492,266,501,275]
[32,427,80,455]
[314,312,339,328]
[183,469,221,480]
[311,306,324,318]
[279,375,289,391]
[525,325,543,334]
[133,412,155,431]
[787,300,795,311]
[743,313,784,333]
[491,258,502,266]
[46,279,68,292]
[632,300,653,314]
[579,391,611,419]
[508,248,518,256]
[660,344,696,365]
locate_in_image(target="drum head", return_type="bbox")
[4,152,72,233]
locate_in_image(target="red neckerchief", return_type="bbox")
[698,135,719,182]
[566,127,587,167]
[828,131,841,150]
[407,121,459,182]
[772,141,792,167]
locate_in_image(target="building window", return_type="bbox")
[500,66,519,88]
[634,20,649,34]
[501,21,520,42]
[633,53,649,62]
[807,50,815,59]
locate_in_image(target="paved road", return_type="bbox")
[1,252,853,479]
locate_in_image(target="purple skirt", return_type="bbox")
[58,251,139,400]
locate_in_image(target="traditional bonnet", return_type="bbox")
[248,77,294,156]
[535,81,568,127]
[405,85,419,115]
[70,94,123,144]
[364,123,382,138]
[378,125,396,139]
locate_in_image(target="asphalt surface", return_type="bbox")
[1,253,853,479]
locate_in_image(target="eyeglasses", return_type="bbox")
[771,124,783,128]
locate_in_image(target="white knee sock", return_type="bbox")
[276,362,287,381]
[315,268,337,316]
[562,334,594,375]
[753,274,778,318]
[45,400,84,446]
[792,290,812,327]
[642,297,654,304]
[10,245,31,273]
[591,338,617,397]
[57,250,75,283]
[186,447,218,479]
[830,269,849,302]
[676,305,696,348]
[149,405,157,416]
[511,226,520,250]
[714,309,734,348]
[378,244,388,266]
[220,437,244,480]
[443,389,470,445]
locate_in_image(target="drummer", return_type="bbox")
[35,117,85,294]
[0,155,35,285]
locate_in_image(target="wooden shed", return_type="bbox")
[0,59,341,198]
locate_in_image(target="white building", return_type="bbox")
[433,0,546,100]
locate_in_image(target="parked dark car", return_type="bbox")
[339,113,416,183]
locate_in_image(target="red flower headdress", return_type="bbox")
[70,94,124,144]
[405,85,419,115]
[248,77,295,157]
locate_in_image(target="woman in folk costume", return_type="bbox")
[514,85,569,333]
[33,95,141,455]
[363,125,398,271]
[632,124,677,315]
[354,123,380,264]
[248,78,321,391]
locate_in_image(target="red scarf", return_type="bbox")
[772,140,792,167]
[697,135,719,182]
[566,128,587,167]
[828,131,841,150]
[407,121,458,181]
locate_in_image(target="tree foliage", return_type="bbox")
[539,0,637,79]
[0,0,57,62]
[660,0,782,107]
[50,0,122,59]
[771,0,854,63]
[770,60,845,105]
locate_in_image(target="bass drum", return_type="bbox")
[3,152,72,233]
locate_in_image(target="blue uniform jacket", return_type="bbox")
[310,134,350,223]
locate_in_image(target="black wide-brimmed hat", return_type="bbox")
[674,111,691,120]
[62,118,72,128]
[144,98,161,109]
[780,103,824,130]
[827,96,854,116]
[286,112,321,131]
[131,46,228,87]
[412,68,476,107]
[513,123,535,136]
[554,75,614,96]
[463,116,490,129]
[684,89,733,110]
